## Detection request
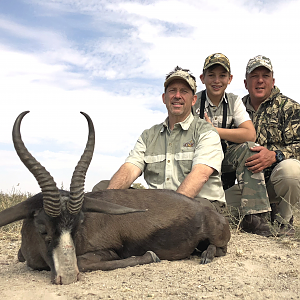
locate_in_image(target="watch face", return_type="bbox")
[275,150,285,163]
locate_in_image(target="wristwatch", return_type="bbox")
[274,150,285,164]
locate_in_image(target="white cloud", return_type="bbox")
[0,45,164,193]
[1,0,300,194]
[0,15,69,49]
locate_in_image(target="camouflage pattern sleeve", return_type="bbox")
[243,87,300,161]
[281,96,300,160]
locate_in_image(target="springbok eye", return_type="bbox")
[36,223,47,235]
[45,236,52,245]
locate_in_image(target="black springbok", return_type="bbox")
[0,111,231,285]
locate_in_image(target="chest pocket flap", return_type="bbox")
[175,151,194,161]
[144,154,166,163]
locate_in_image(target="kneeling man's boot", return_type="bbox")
[270,203,295,237]
[240,213,273,237]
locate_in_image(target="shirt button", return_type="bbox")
[167,178,170,181]
[167,160,170,163]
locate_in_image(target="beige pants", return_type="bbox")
[225,159,300,222]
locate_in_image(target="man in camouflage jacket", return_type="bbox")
[225,55,300,236]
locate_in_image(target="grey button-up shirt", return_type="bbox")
[125,113,225,202]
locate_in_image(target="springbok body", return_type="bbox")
[0,111,231,285]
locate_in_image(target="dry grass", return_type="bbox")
[0,188,32,240]
[293,203,300,240]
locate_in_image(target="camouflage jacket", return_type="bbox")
[242,86,300,161]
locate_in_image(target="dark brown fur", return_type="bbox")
[4,111,231,284]
[16,189,230,275]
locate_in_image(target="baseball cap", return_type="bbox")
[203,53,231,73]
[164,66,197,94]
[246,55,273,74]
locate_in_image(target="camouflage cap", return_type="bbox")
[164,66,197,94]
[203,53,230,73]
[246,55,273,74]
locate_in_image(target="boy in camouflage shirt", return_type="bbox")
[226,55,300,236]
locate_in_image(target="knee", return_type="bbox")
[227,141,257,158]
[272,159,300,180]
[271,159,300,196]
[245,141,257,148]
[236,141,256,151]
[240,141,260,155]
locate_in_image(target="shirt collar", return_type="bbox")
[161,112,195,132]
[244,95,256,113]
[206,91,227,107]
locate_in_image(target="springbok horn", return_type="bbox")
[68,112,95,214]
[12,111,61,217]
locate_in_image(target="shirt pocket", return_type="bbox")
[144,155,166,185]
[175,151,194,183]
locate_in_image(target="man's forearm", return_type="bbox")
[176,177,206,198]
[217,127,256,143]
[107,163,142,189]
[176,164,213,198]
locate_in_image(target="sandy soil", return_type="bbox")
[0,230,299,300]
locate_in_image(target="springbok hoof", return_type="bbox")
[147,251,161,263]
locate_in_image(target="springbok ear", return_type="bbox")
[82,196,147,215]
[0,193,43,227]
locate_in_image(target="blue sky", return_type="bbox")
[1,0,300,194]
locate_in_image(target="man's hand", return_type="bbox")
[245,146,276,173]
[204,112,213,125]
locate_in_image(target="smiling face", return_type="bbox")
[200,65,233,105]
[244,66,275,105]
[162,79,197,128]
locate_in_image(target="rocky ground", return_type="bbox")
[0,228,300,300]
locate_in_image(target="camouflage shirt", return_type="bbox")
[242,86,300,162]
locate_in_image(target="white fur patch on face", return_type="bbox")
[52,230,79,285]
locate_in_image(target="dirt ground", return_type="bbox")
[0,229,300,300]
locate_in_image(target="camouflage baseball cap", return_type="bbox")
[246,55,273,74]
[164,66,197,94]
[203,53,230,73]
